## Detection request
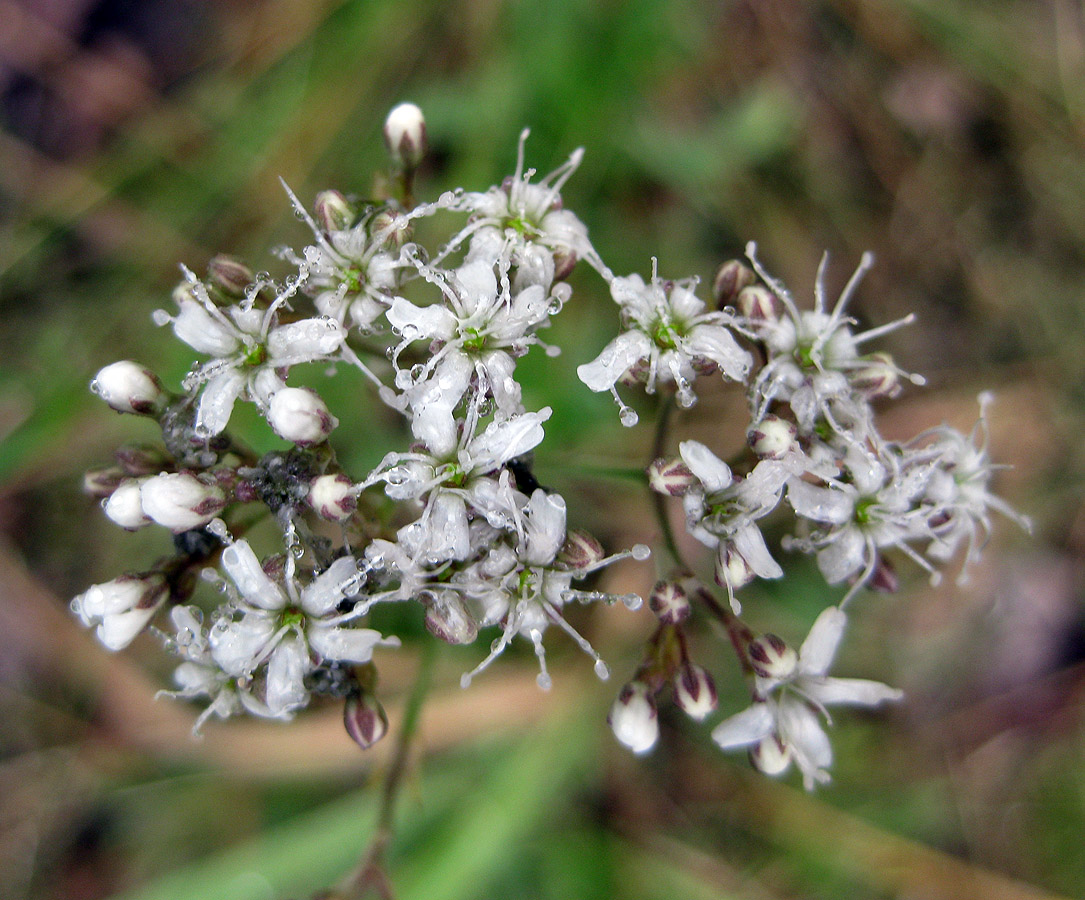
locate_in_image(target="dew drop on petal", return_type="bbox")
[631,543,651,561]
[619,406,639,427]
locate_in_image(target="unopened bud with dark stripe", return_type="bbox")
[647,457,696,496]
[343,690,388,750]
[207,255,253,299]
[649,580,690,624]
[674,663,718,721]
[712,259,756,308]
[737,285,780,322]
[747,633,797,680]
[557,529,605,570]
[383,103,427,170]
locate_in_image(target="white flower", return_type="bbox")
[578,265,751,422]
[155,269,345,437]
[453,129,605,276]
[386,255,560,417]
[712,607,902,790]
[741,243,922,438]
[208,535,398,719]
[103,478,151,529]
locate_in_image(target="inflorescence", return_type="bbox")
[73,103,1027,788]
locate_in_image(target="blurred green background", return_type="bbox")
[0,0,1080,898]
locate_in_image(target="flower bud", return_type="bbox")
[750,733,792,776]
[747,634,797,680]
[308,473,357,521]
[343,691,388,750]
[646,457,696,496]
[103,478,151,530]
[556,529,605,570]
[114,443,170,476]
[747,415,797,459]
[383,102,427,170]
[370,209,411,249]
[608,682,659,755]
[649,580,690,624]
[315,190,354,233]
[423,593,478,645]
[84,466,125,498]
[267,388,338,445]
[674,663,718,721]
[715,542,756,591]
[91,360,166,415]
[737,285,780,322]
[207,255,253,298]
[71,573,168,650]
[140,472,227,532]
[712,259,756,308]
[851,352,900,399]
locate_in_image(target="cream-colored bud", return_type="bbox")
[383,103,427,169]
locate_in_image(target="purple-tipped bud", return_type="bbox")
[556,529,605,570]
[103,478,151,530]
[737,285,780,322]
[370,209,411,249]
[84,466,125,499]
[747,634,797,680]
[750,734,792,776]
[343,691,388,750]
[712,259,756,308]
[267,388,338,445]
[383,103,427,170]
[140,472,227,532]
[608,682,659,755]
[649,580,690,624]
[315,190,354,233]
[674,663,718,721]
[747,415,797,459]
[423,593,478,645]
[91,360,166,416]
[553,249,578,282]
[115,443,170,476]
[308,473,357,522]
[647,457,696,496]
[868,556,899,594]
[207,255,253,298]
[851,352,901,399]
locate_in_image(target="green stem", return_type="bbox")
[342,639,439,900]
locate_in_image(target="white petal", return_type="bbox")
[301,556,358,616]
[733,521,783,579]
[787,479,855,525]
[196,369,246,436]
[265,637,310,717]
[816,528,867,584]
[221,540,286,610]
[425,491,471,561]
[685,324,751,380]
[97,604,161,650]
[678,441,732,494]
[711,702,775,749]
[210,614,276,676]
[801,676,903,708]
[798,606,847,676]
[523,489,566,566]
[308,625,398,663]
[267,317,345,361]
[386,297,457,342]
[467,408,551,472]
[778,699,833,789]
[173,299,240,357]
[455,259,498,313]
[576,331,653,392]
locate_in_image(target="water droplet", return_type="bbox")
[459,673,472,689]
[536,672,552,690]
[619,407,639,427]
[89,379,102,396]
[410,363,426,380]
[151,309,171,327]
[631,544,651,561]
[594,659,611,680]
[621,593,643,611]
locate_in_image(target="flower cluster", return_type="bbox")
[74,104,1026,790]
